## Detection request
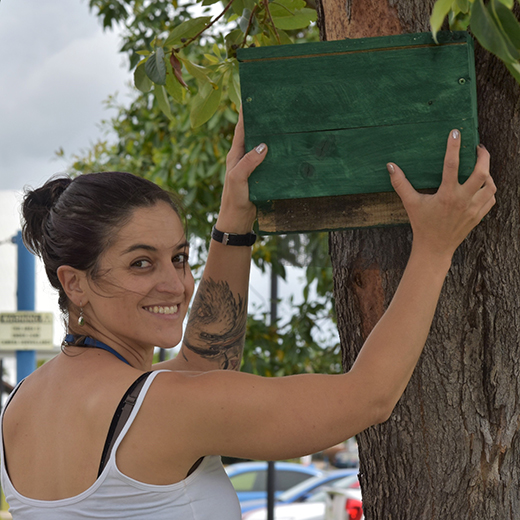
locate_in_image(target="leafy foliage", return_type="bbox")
[243,302,341,376]
[89,0,317,127]
[431,0,520,83]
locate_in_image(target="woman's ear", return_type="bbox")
[57,266,89,307]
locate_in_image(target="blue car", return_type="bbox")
[239,468,358,513]
[225,461,322,503]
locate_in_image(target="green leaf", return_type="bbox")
[202,0,220,4]
[212,43,222,59]
[455,0,470,13]
[430,0,455,42]
[232,0,255,16]
[272,28,293,45]
[134,61,153,93]
[491,0,520,51]
[496,0,514,7]
[228,69,241,108]
[204,53,220,64]
[154,84,174,120]
[232,0,245,15]
[182,58,214,85]
[190,76,223,128]
[225,28,243,58]
[164,16,212,47]
[449,10,471,30]
[272,7,317,30]
[471,0,519,63]
[271,0,307,12]
[165,57,186,103]
[145,48,167,85]
[239,8,252,33]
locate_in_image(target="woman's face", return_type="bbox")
[83,202,194,352]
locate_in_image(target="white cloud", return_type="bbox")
[0,0,133,190]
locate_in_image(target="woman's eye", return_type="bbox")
[173,253,189,266]
[132,259,152,268]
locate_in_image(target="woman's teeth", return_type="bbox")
[144,305,178,315]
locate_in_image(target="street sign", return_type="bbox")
[0,312,54,350]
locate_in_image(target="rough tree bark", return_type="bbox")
[316,0,520,518]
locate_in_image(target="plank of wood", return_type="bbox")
[237,31,468,61]
[256,189,436,234]
[240,40,475,137]
[248,119,477,203]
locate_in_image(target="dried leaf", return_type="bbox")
[170,52,189,90]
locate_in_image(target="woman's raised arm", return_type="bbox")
[155,111,267,372]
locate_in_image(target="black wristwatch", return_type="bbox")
[211,226,257,246]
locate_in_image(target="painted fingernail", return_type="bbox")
[255,143,267,154]
[452,129,460,140]
[386,163,395,174]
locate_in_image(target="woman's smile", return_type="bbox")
[142,304,179,316]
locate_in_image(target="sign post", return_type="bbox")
[0,313,54,352]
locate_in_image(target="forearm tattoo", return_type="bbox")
[183,278,247,370]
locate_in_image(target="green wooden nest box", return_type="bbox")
[237,31,478,234]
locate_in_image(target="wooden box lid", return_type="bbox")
[237,31,478,234]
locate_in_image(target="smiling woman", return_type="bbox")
[0,111,496,520]
[58,201,195,365]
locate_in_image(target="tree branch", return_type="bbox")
[263,0,281,44]
[176,0,237,51]
[240,5,259,47]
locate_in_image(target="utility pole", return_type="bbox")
[267,252,279,520]
[12,231,36,382]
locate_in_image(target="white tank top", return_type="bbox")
[1,370,241,519]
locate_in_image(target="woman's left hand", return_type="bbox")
[216,108,268,234]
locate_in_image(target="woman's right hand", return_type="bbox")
[388,130,496,261]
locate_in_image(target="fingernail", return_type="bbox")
[386,163,395,174]
[478,143,487,150]
[255,143,267,154]
[452,129,460,140]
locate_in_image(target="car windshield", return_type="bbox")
[276,473,357,503]
[305,475,360,504]
[276,475,325,502]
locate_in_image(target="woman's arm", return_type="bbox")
[155,111,267,372]
[150,132,496,462]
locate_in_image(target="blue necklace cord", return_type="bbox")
[64,334,131,366]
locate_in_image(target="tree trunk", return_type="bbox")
[316,0,520,518]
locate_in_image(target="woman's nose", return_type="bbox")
[156,264,186,294]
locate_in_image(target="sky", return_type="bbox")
[0,0,131,191]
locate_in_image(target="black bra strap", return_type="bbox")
[1,380,25,474]
[98,372,153,477]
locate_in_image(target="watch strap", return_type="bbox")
[211,226,257,246]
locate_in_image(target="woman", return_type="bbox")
[0,114,495,519]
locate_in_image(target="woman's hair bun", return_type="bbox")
[22,176,72,257]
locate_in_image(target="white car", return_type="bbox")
[242,475,362,520]
[323,480,363,520]
[242,502,327,520]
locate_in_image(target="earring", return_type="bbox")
[78,307,85,327]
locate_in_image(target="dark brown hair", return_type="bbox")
[22,171,183,314]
